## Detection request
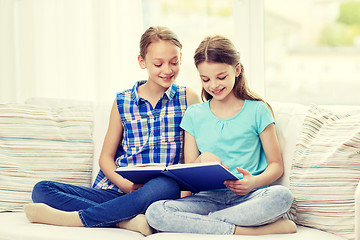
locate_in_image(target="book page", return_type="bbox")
[167,161,223,170]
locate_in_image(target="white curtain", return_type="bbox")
[0,0,144,104]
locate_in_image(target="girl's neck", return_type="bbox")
[138,81,169,108]
[209,94,244,119]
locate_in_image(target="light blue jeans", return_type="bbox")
[145,185,293,234]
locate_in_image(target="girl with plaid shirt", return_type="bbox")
[25,26,199,235]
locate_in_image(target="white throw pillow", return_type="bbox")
[0,101,94,211]
[289,104,360,240]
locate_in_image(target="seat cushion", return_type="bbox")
[0,212,346,240]
[145,226,346,240]
[0,212,144,240]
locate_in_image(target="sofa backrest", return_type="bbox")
[270,102,308,188]
[92,102,112,183]
[92,101,360,189]
[91,101,309,188]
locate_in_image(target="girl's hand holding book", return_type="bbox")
[223,167,256,196]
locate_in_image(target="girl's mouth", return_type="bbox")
[160,75,174,82]
[212,87,225,95]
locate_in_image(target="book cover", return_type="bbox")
[115,162,239,192]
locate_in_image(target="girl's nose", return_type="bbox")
[163,64,173,75]
[210,80,219,89]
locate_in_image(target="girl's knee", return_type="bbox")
[145,200,166,229]
[270,185,294,208]
[146,200,162,218]
[156,176,180,189]
[149,176,180,198]
[31,180,54,203]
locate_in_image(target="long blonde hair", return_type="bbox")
[194,35,273,115]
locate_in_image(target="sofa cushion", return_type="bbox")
[0,212,144,240]
[0,101,94,211]
[289,104,360,239]
[270,102,308,188]
[145,226,346,240]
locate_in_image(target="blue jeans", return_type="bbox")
[145,185,293,234]
[32,176,180,227]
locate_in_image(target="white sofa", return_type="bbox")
[0,100,359,240]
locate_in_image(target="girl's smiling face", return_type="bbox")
[197,61,240,101]
[139,40,181,90]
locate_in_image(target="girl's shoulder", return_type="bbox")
[182,102,208,125]
[245,99,265,106]
[185,101,208,113]
[116,89,132,98]
[172,83,187,98]
[116,80,144,100]
[244,99,270,112]
[244,100,274,123]
[116,90,134,109]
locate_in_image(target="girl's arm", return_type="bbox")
[180,88,200,198]
[257,123,284,185]
[224,123,283,195]
[183,131,200,164]
[184,132,224,164]
[98,100,143,194]
[259,124,284,183]
[180,131,200,198]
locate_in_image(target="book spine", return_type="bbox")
[162,170,198,193]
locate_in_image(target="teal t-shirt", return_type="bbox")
[180,99,274,180]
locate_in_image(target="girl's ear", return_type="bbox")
[235,64,241,77]
[138,55,146,69]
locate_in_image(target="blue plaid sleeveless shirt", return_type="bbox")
[93,80,187,191]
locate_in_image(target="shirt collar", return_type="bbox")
[131,80,144,104]
[164,82,178,102]
[131,80,178,105]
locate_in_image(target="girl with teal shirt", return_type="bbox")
[146,36,297,235]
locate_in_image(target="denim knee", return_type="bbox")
[145,200,167,230]
[270,185,294,210]
[148,176,180,199]
[31,180,53,203]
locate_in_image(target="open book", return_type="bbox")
[115,162,239,193]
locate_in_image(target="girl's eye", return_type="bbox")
[154,64,162,67]
[201,78,210,83]
[218,76,227,80]
[171,62,178,66]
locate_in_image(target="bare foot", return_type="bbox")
[234,218,297,235]
[117,214,152,236]
[24,203,83,227]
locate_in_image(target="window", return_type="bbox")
[141,0,360,105]
[264,0,360,105]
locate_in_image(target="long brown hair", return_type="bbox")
[139,26,182,58]
[194,35,273,115]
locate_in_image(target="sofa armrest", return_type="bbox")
[355,180,360,240]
